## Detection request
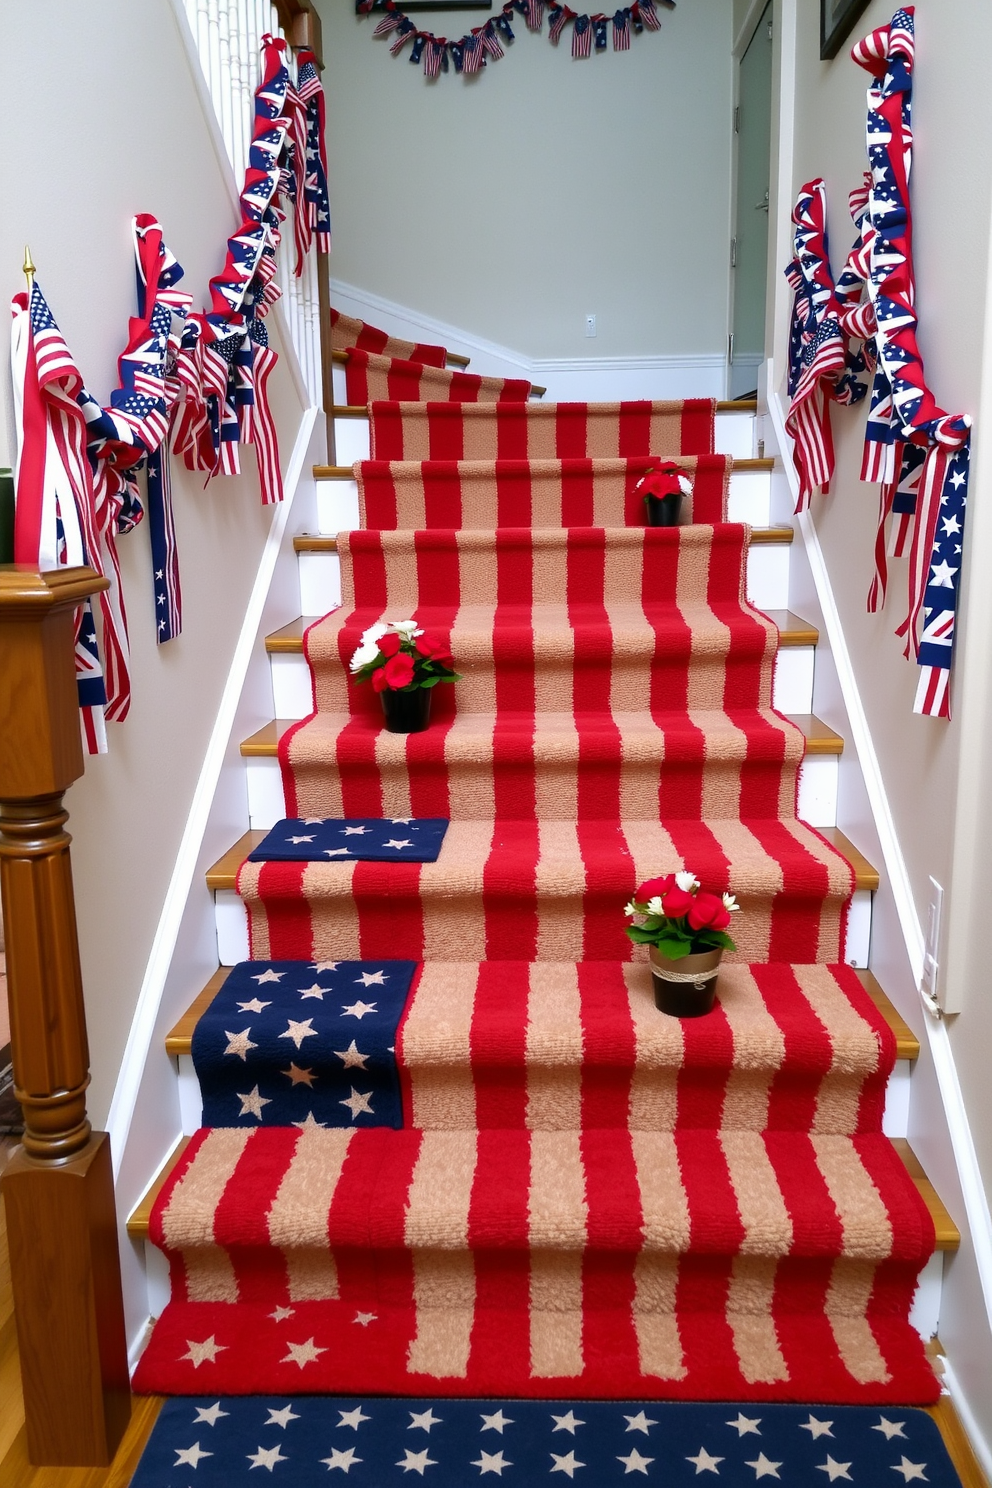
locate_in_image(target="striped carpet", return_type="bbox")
[133,314,939,1404]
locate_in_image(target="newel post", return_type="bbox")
[0,566,130,1466]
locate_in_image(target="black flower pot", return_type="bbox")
[644,491,684,527]
[381,686,432,734]
[649,946,721,1017]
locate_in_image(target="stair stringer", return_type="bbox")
[765,368,992,1480]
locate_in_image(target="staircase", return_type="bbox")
[126,338,959,1401]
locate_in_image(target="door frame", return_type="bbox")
[728,0,777,399]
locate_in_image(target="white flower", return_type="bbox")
[360,621,388,647]
[624,900,638,918]
[391,619,422,638]
[645,896,665,916]
[675,871,699,892]
[350,639,383,672]
[722,892,740,912]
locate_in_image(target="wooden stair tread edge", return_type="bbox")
[332,399,758,415]
[165,969,233,1054]
[266,610,818,653]
[240,714,843,760]
[311,459,777,479]
[819,826,881,891]
[856,970,920,1060]
[123,1133,960,1247]
[295,528,791,550]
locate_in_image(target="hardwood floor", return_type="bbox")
[0,1135,987,1486]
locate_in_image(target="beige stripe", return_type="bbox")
[373,728,413,820]
[405,1131,478,1248]
[303,859,359,962]
[624,962,683,1132]
[445,715,498,821]
[420,820,495,960]
[454,533,500,607]
[526,962,583,1131]
[590,470,629,526]
[721,1131,793,1256]
[535,821,586,961]
[726,1256,788,1383]
[162,1129,253,1303]
[826,1260,891,1383]
[403,963,479,1129]
[530,417,558,460]
[602,530,648,606]
[530,1253,584,1377]
[533,605,575,716]
[706,820,780,961]
[616,712,667,822]
[448,606,498,715]
[408,1252,476,1378]
[383,539,423,614]
[619,821,681,902]
[649,409,688,457]
[458,466,499,527]
[719,965,785,1131]
[533,713,580,820]
[793,964,882,1136]
[631,1132,692,1250]
[676,526,715,607]
[632,1256,687,1379]
[267,1128,354,1300]
[531,532,570,605]
[812,1136,893,1259]
[529,1131,587,1246]
[695,708,746,822]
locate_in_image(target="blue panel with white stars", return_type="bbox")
[247,817,449,863]
[129,1397,963,1485]
[191,961,416,1129]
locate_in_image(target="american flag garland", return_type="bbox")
[356,0,674,77]
[784,8,971,720]
[8,35,331,752]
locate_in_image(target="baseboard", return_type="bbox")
[330,278,729,400]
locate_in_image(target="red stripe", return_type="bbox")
[471,962,529,1127]
[617,402,652,458]
[578,961,637,1128]
[681,399,716,455]
[556,404,588,458]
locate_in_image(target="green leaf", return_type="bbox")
[420,676,442,688]
[625,926,659,945]
[654,937,693,960]
[694,930,736,952]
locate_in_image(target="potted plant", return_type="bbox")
[635,463,692,527]
[349,619,460,733]
[624,872,739,1017]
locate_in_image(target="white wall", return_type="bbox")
[0,0,313,1128]
[318,0,734,361]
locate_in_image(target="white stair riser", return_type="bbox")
[909,1252,944,1342]
[315,468,772,536]
[244,752,838,834]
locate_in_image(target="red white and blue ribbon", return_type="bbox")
[356,0,674,78]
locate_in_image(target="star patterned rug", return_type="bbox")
[248,818,450,863]
[129,1398,963,1485]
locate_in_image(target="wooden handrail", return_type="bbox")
[0,565,130,1466]
[273,0,323,66]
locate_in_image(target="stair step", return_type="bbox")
[334,399,758,415]
[240,713,843,760]
[294,525,794,553]
[312,457,778,480]
[331,346,472,370]
[265,605,816,656]
[124,1129,959,1247]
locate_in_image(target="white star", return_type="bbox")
[288,834,315,844]
[687,1446,724,1474]
[237,998,271,1014]
[930,559,958,587]
[354,1310,377,1326]
[224,1028,257,1060]
[340,1088,375,1119]
[335,1040,370,1069]
[323,847,352,857]
[551,1412,585,1434]
[292,1112,327,1131]
[342,825,370,835]
[727,1414,762,1437]
[472,1450,512,1475]
[322,1446,362,1472]
[481,1410,514,1433]
[342,1000,378,1019]
[357,970,388,986]
[617,1448,654,1474]
[270,1305,295,1321]
[279,1017,318,1049]
[874,1419,908,1441]
[301,818,327,825]
[253,969,285,984]
[551,1450,585,1477]
[298,982,328,1000]
[801,1418,834,1440]
[397,1447,438,1475]
[248,1442,287,1470]
[950,469,967,488]
[194,1402,229,1426]
[281,1337,326,1366]
[237,1085,271,1120]
[624,1412,658,1435]
[891,1460,928,1482]
[391,817,414,823]
[158,618,166,632]
[817,1458,853,1482]
[282,1063,316,1086]
[338,1407,371,1430]
[409,1408,442,1431]
[383,838,413,850]
[313,961,340,972]
[265,1404,300,1428]
[175,1442,213,1467]
[156,569,164,579]
[745,1454,782,1479]
[941,513,962,536]
[181,1336,226,1366]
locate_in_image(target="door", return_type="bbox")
[730,4,773,399]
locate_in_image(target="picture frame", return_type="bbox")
[820,0,870,60]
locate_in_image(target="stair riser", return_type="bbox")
[315,466,773,536]
[334,412,757,466]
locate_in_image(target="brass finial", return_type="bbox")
[23,245,35,286]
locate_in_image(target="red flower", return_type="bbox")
[377,631,403,658]
[382,652,416,690]
[638,466,683,501]
[372,666,391,693]
[415,630,453,664]
[661,886,695,918]
[686,891,731,932]
[636,874,676,902]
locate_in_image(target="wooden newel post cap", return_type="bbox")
[0,566,109,799]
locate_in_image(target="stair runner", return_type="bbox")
[133,317,939,1404]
